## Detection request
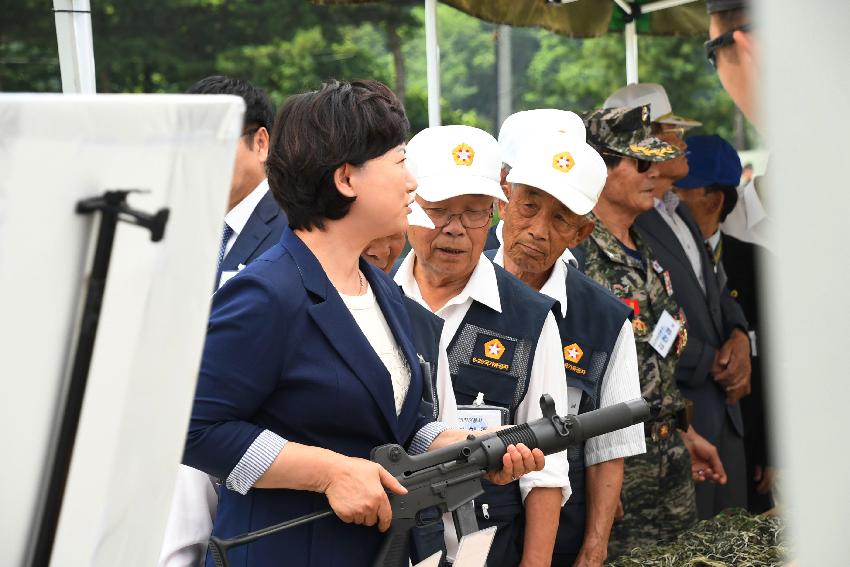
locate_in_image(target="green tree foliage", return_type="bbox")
[0,0,753,147]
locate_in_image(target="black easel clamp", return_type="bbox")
[28,190,169,567]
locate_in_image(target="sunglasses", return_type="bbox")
[704,24,752,68]
[601,151,653,174]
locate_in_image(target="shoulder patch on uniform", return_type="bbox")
[622,298,640,316]
[470,333,516,372]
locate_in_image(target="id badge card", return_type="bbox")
[457,404,508,431]
[649,310,681,358]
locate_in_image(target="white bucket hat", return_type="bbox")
[604,83,702,129]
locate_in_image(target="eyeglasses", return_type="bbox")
[422,207,493,229]
[704,23,752,68]
[654,125,686,139]
[600,151,653,174]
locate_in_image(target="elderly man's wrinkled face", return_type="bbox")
[407,194,495,283]
[499,184,593,277]
[653,126,689,194]
[602,156,660,216]
[362,232,406,273]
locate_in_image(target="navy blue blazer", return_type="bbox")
[634,204,748,442]
[185,228,433,567]
[217,190,289,282]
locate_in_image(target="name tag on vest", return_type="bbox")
[457,404,509,430]
[469,333,517,373]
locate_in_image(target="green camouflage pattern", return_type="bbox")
[583,105,682,162]
[577,215,697,557]
[578,215,688,415]
[608,434,698,559]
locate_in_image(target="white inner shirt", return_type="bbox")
[654,192,706,294]
[339,283,410,415]
[222,178,269,257]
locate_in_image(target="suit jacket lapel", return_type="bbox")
[677,204,725,335]
[639,209,706,293]
[222,192,279,271]
[283,230,400,440]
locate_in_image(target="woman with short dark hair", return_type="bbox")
[184,80,543,567]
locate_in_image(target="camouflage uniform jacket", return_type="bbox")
[578,213,688,418]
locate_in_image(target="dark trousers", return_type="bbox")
[694,414,748,519]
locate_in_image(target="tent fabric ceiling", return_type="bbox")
[312,0,709,38]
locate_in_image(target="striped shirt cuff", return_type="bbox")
[225,430,287,495]
[408,421,451,455]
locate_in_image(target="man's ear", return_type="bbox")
[706,191,724,218]
[497,184,512,218]
[733,29,754,63]
[569,219,595,248]
[499,167,510,199]
[333,163,357,198]
[255,127,270,164]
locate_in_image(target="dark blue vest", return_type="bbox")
[402,295,444,420]
[551,264,632,557]
[446,263,555,567]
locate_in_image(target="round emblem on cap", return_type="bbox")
[552,151,575,173]
[452,143,475,166]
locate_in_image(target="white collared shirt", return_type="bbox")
[494,247,646,466]
[654,192,706,294]
[395,252,571,558]
[223,178,269,256]
[721,178,772,251]
[706,230,721,253]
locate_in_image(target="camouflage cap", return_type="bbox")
[583,105,682,163]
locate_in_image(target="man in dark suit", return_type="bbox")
[159,75,288,567]
[633,129,751,519]
[674,135,774,514]
[185,75,288,290]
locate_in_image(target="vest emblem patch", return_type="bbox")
[483,338,506,360]
[562,339,592,377]
[564,343,583,364]
[470,333,516,372]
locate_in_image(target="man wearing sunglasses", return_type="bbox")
[706,0,756,128]
[395,125,571,567]
[575,105,727,559]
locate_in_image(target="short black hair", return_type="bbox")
[186,75,275,138]
[705,183,739,222]
[267,79,409,231]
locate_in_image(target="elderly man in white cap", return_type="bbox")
[395,125,571,567]
[485,109,588,250]
[492,132,646,567]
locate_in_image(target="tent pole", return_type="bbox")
[625,20,638,84]
[497,25,512,127]
[53,0,96,93]
[424,0,441,127]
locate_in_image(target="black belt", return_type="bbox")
[644,403,691,441]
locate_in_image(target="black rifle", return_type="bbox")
[209,394,650,567]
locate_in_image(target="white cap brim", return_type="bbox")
[407,200,435,229]
[506,169,599,216]
[656,112,702,129]
[415,174,507,204]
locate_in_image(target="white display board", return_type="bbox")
[0,94,244,566]
[762,0,850,564]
